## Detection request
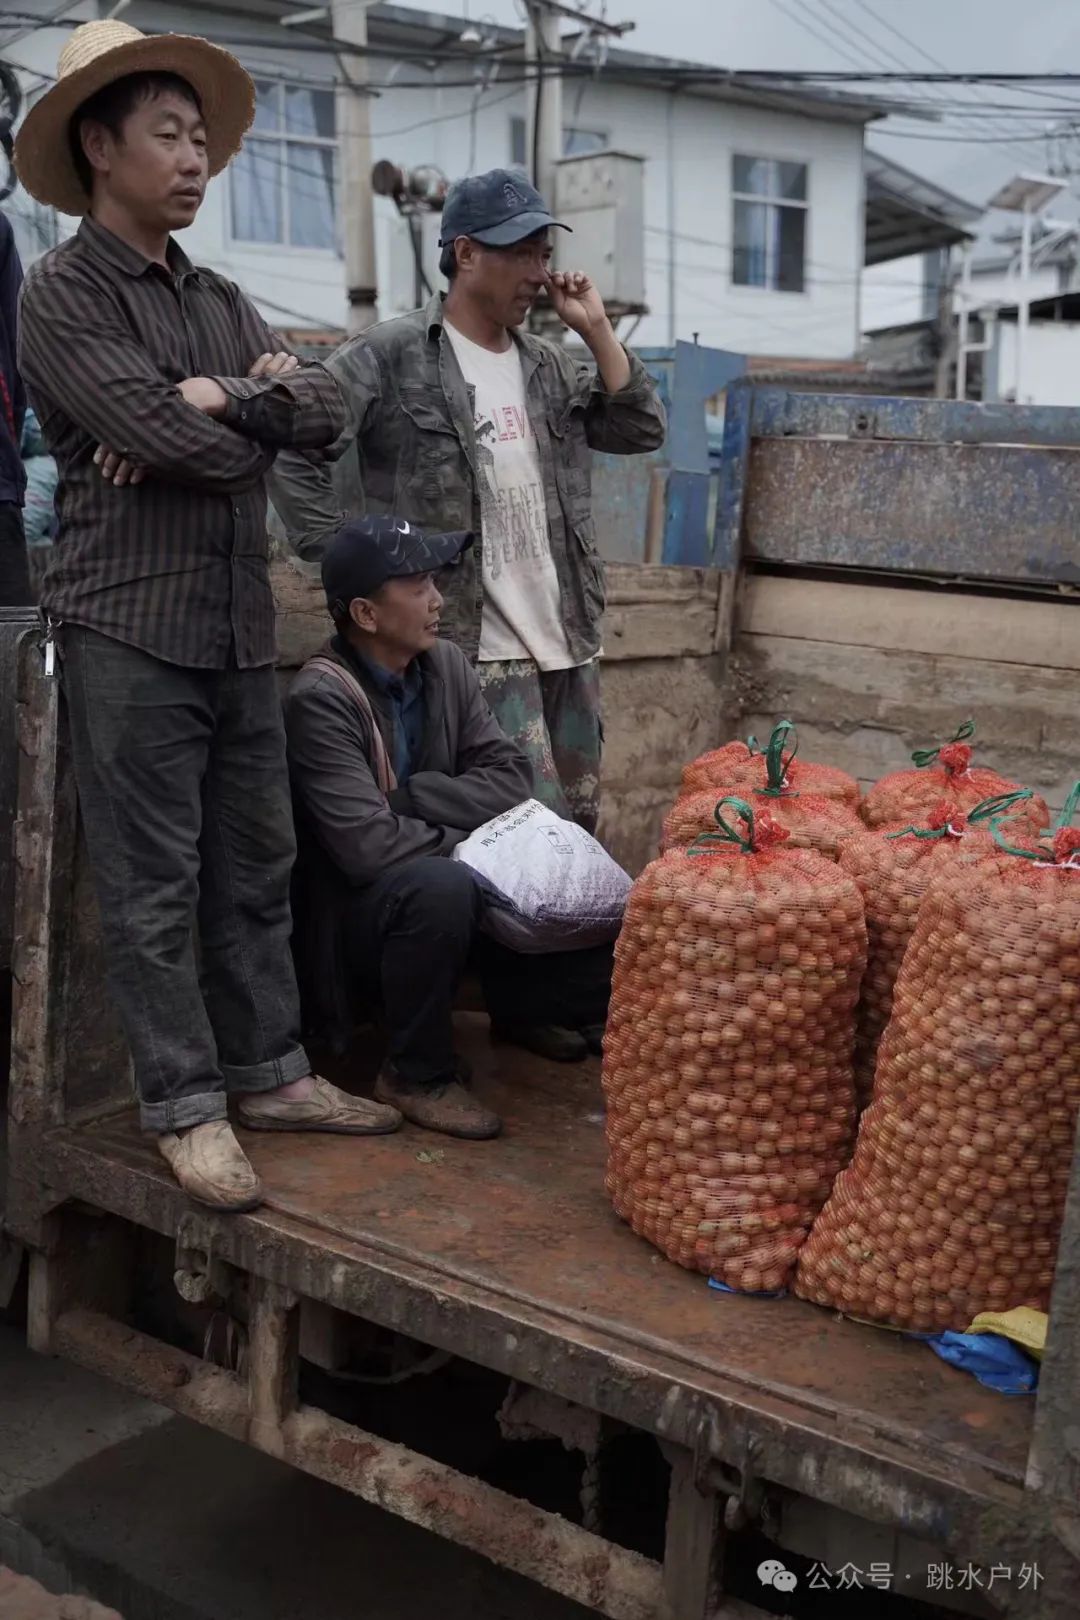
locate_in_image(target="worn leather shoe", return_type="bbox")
[581,1023,607,1057]
[491,1022,588,1062]
[158,1120,263,1212]
[237,1074,402,1135]
[374,1069,501,1140]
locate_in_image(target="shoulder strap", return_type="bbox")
[306,655,398,796]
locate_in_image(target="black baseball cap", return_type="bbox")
[438,168,571,249]
[322,516,472,614]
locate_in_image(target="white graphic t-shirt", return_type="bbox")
[444,319,575,670]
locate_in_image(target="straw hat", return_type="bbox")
[14,19,255,217]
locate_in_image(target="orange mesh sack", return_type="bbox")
[681,721,861,810]
[603,797,866,1293]
[860,720,1047,831]
[841,790,1044,1108]
[662,789,862,863]
[796,818,1080,1332]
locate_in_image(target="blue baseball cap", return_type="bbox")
[438,168,571,248]
[322,516,472,613]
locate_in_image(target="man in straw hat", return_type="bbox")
[15,20,403,1214]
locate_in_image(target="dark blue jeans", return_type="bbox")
[62,626,310,1132]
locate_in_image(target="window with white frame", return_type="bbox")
[230,79,339,252]
[509,116,609,168]
[731,155,807,293]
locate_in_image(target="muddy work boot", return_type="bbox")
[158,1120,263,1212]
[491,1022,588,1062]
[237,1074,402,1136]
[580,1023,606,1057]
[374,1068,501,1140]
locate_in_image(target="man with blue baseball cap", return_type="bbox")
[285,514,613,1138]
[271,166,665,846]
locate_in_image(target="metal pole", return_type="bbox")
[666,89,677,348]
[332,0,378,334]
[956,242,971,400]
[1017,197,1032,402]
[525,1,562,207]
[933,248,956,399]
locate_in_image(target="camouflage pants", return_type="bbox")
[478,659,602,835]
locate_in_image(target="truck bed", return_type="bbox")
[31,1014,1031,1532]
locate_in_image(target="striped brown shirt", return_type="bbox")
[18,217,345,668]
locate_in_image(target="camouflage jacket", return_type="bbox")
[270,293,666,665]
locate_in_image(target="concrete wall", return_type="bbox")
[6,2,865,357]
[986,318,1080,407]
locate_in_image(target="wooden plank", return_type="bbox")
[661,1447,725,1620]
[741,575,1080,673]
[271,560,724,669]
[248,1277,300,1460]
[729,631,1080,809]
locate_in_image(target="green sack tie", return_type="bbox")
[911,719,976,770]
[886,788,1033,844]
[991,782,1080,866]
[687,795,757,857]
[747,719,798,798]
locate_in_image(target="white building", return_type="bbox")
[3,0,971,358]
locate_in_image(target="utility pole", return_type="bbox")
[331,0,378,334]
[524,1,562,206]
[933,248,957,399]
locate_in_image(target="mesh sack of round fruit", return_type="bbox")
[603,797,867,1293]
[796,810,1080,1333]
[661,788,863,863]
[841,789,1043,1108]
[680,721,861,810]
[860,720,1047,832]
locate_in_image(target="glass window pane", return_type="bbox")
[231,139,282,243]
[510,115,527,167]
[563,127,607,156]
[251,80,282,134]
[285,84,335,139]
[778,160,807,201]
[287,141,337,250]
[733,199,768,287]
[733,155,773,197]
[777,205,806,292]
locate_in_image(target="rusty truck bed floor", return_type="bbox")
[43,1014,1032,1494]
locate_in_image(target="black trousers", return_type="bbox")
[343,857,613,1089]
[61,625,310,1132]
[0,503,32,606]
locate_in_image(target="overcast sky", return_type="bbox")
[402,0,1080,211]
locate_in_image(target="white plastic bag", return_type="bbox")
[452,799,631,953]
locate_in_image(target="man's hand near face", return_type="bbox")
[95,352,302,484]
[544,269,631,393]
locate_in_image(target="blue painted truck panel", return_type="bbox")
[715,383,1080,584]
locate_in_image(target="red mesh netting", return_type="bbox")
[795,842,1080,1331]
[603,801,866,1292]
[680,722,861,810]
[860,724,1048,832]
[840,794,1049,1107]
[661,790,863,864]
[681,750,861,809]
